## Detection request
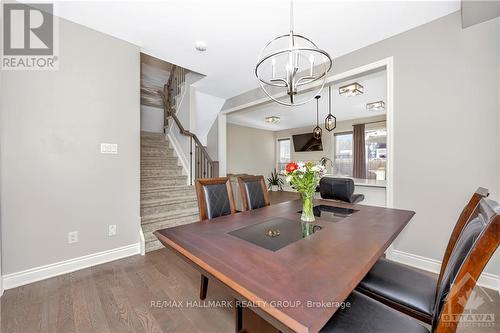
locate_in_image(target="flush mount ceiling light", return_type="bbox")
[366,100,385,111]
[255,0,333,106]
[339,82,364,97]
[312,95,322,139]
[324,86,336,131]
[265,116,281,124]
[195,41,207,52]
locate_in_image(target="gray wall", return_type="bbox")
[0,18,140,275]
[226,124,275,177]
[223,13,500,275]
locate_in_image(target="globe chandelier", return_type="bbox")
[255,0,333,106]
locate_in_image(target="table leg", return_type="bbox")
[238,306,280,333]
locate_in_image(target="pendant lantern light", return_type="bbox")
[325,86,337,131]
[313,95,322,140]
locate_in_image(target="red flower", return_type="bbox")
[285,162,299,173]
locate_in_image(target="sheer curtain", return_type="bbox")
[353,124,366,178]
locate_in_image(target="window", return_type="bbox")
[333,132,353,177]
[333,127,387,180]
[365,128,387,180]
[277,138,291,172]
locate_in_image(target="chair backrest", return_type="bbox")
[319,177,355,202]
[433,198,499,333]
[237,175,270,211]
[436,187,489,293]
[195,177,236,220]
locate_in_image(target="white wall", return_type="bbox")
[193,90,225,145]
[140,105,164,133]
[168,72,205,173]
[206,117,219,161]
[226,123,275,178]
[221,13,500,278]
[0,18,141,276]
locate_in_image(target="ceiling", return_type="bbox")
[46,0,460,99]
[228,70,387,131]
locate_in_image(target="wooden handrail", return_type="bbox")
[159,91,215,164]
[159,65,219,182]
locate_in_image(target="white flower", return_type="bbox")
[299,174,304,178]
[298,166,306,173]
[311,166,319,172]
[286,176,292,182]
[297,162,305,168]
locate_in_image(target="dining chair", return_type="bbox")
[195,177,236,300]
[320,196,499,333]
[319,177,364,203]
[356,187,489,324]
[237,175,270,211]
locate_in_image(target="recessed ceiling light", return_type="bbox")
[339,82,364,96]
[265,116,280,124]
[366,101,385,111]
[195,41,207,52]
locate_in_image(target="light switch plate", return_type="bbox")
[68,231,78,244]
[100,143,118,154]
[108,224,117,236]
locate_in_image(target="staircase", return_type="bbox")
[140,131,199,252]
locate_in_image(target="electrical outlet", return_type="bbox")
[108,224,117,236]
[100,143,118,154]
[68,231,78,244]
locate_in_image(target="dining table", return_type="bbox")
[154,198,415,333]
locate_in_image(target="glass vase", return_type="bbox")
[301,220,314,237]
[300,191,315,223]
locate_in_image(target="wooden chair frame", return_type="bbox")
[194,177,236,300]
[435,198,499,333]
[359,187,489,324]
[195,177,236,221]
[436,187,489,291]
[237,175,270,211]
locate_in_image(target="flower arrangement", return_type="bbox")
[282,161,326,222]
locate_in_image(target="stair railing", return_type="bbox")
[160,66,219,184]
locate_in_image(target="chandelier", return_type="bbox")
[255,0,333,106]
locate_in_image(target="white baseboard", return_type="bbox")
[388,249,500,292]
[2,243,140,290]
[139,228,145,256]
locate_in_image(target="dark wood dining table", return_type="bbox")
[154,198,415,333]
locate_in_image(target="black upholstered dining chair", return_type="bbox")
[237,175,270,211]
[356,187,489,324]
[319,177,364,203]
[195,177,237,300]
[320,196,499,333]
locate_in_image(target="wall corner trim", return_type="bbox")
[167,132,189,182]
[389,249,500,293]
[2,243,140,290]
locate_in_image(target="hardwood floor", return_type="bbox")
[1,249,235,333]
[1,191,498,333]
[2,248,499,333]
